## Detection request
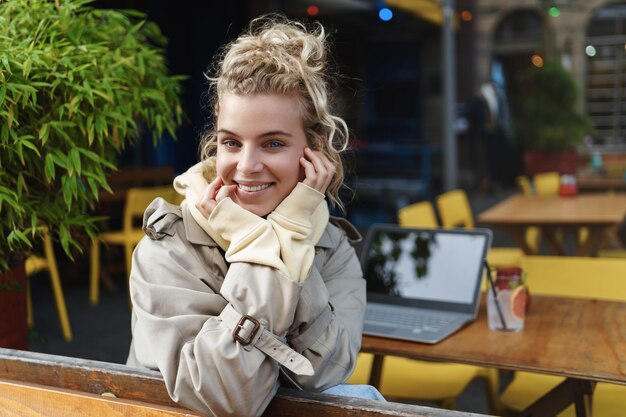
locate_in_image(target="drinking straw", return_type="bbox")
[483,260,508,330]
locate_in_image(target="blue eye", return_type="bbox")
[265,140,283,148]
[222,139,240,148]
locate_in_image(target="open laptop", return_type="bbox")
[361,224,492,344]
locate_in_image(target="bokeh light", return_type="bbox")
[379,7,393,21]
[306,5,319,17]
[460,10,473,22]
[548,6,560,17]
[531,54,544,67]
[585,45,596,57]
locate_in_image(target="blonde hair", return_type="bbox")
[199,15,350,211]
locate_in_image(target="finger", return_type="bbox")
[196,177,224,218]
[322,161,335,191]
[304,147,334,193]
[207,177,224,199]
[215,184,236,202]
[300,156,319,189]
[196,188,215,219]
[304,148,328,178]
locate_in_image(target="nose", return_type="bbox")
[237,146,263,174]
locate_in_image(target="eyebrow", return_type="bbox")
[217,129,293,138]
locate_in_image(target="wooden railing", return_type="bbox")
[0,348,489,417]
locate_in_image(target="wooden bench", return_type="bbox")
[0,348,488,417]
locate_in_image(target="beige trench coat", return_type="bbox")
[126,198,365,417]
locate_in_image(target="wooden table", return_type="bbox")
[477,194,626,256]
[362,295,626,417]
[577,176,626,192]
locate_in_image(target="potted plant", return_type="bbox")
[514,60,594,176]
[0,0,184,348]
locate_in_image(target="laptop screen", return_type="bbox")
[361,225,492,312]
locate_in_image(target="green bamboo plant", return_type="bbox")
[0,0,185,271]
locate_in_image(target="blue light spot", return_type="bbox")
[379,8,393,21]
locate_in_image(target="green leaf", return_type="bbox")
[86,176,99,200]
[62,177,72,208]
[20,138,40,156]
[16,173,26,195]
[39,123,49,143]
[1,55,10,73]
[22,58,32,78]
[44,153,56,182]
[69,148,81,175]
[7,230,33,248]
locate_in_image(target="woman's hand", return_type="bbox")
[300,147,335,195]
[195,177,237,219]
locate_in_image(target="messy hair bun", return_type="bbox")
[200,14,349,211]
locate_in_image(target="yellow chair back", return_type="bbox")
[122,186,179,232]
[436,189,474,228]
[516,175,533,196]
[398,201,438,228]
[533,171,560,196]
[521,255,626,300]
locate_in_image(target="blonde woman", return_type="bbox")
[126,15,382,417]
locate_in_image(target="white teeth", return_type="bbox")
[238,183,270,192]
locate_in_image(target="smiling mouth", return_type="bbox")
[237,183,272,192]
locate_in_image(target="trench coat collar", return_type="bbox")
[181,203,219,247]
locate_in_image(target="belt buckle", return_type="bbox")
[232,315,260,346]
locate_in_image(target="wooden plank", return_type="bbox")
[0,379,199,417]
[0,349,176,408]
[264,389,487,417]
[0,349,486,417]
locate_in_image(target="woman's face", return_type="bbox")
[215,93,308,217]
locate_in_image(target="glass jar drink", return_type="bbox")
[487,267,527,332]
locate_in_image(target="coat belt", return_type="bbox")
[220,304,314,376]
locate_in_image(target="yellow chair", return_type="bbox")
[500,255,626,417]
[436,189,523,267]
[533,172,591,248]
[436,189,475,229]
[397,200,438,227]
[25,231,72,341]
[515,175,533,196]
[90,185,178,305]
[348,353,499,410]
[533,171,560,195]
[515,175,541,253]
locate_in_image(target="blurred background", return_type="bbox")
[97,0,626,228]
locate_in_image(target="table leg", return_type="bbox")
[504,226,535,255]
[521,377,595,417]
[573,379,595,417]
[368,355,384,388]
[540,226,565,256]
[575,226,604,257]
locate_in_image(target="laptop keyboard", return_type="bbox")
[365,307,454,333]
